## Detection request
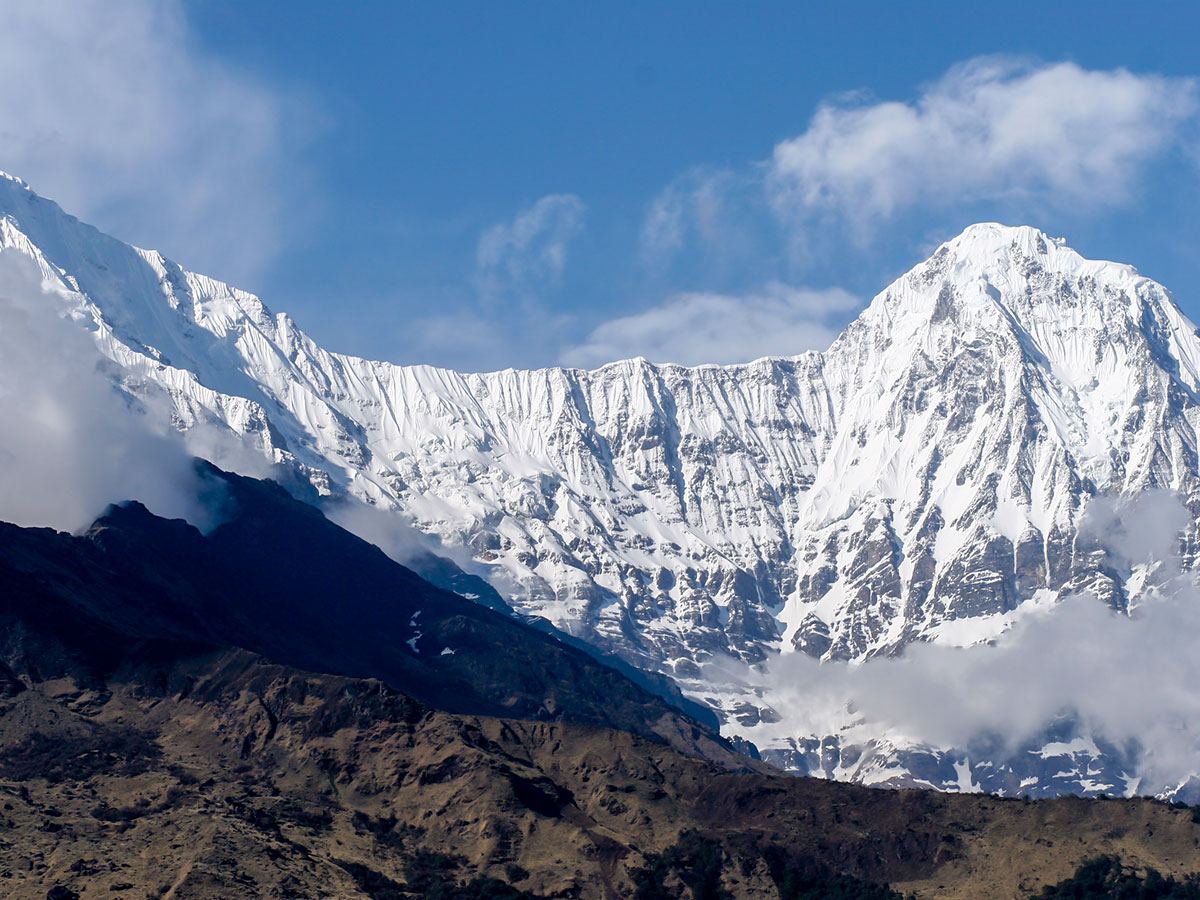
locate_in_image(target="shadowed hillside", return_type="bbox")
[0,465,1198,898]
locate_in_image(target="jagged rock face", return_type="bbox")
[3,173,1200,790]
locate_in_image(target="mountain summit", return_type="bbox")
[791,220,1200,658]
[2,176,1199,794]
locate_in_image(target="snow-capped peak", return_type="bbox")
[0,170,30,190]
[940,222,1144,285]
[943,221,1067,258]
[862,222,1149,329]
[1,177,1199,798]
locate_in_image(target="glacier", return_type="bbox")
[2,170,1200,797]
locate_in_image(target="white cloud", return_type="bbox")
[561,282,861,368]
[750,492,1200,795]
[0,0,309,285]
[476,193,586,300]
[762,585,1200,794]
[0,253,212,532]
[769,57,1198,235]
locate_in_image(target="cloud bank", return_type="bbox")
[768,58,1198,235]
[622,58,1199,369]
[0,0,308,285]
[747,492,1200,794]
[562,283,860,367]
[0,253,215,532]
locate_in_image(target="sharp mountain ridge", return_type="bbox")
[2,172,1198,794]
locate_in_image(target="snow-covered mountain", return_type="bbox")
[3,171,1199,797]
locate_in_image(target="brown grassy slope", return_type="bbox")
[1,650,1197,900]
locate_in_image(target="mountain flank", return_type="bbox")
[0,466,1198,897]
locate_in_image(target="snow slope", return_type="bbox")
[3,172,1199,796]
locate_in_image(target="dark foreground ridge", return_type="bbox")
[0,464,1198,898]
[0,460,744,767]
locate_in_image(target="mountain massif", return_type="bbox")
[2,172,1199,795]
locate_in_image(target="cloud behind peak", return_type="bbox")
[768,58,1199,236]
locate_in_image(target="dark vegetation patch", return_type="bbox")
[403,851,468,897]
[632,832,913,900]
[760,845,913,900]
[0,728,160,782]
[632,831,730,900]
[509,774,573,818]
[275,799,334,832]
[334,860,407,900]
[352,810,422,852]
[335,852,545,900]
[1036,856,1200,899]
[229,797,334,835]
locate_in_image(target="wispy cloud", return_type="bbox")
[633,59,1199,293]
[0,0,314,286]
[561,282,860,368]
[404,193,585,371]
[640,168,742,268]
[475,193,586,301]
[768,58,1199,237]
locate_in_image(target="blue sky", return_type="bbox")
[2,1,1199,370]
